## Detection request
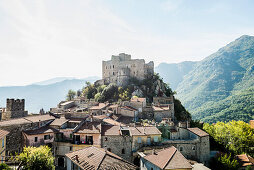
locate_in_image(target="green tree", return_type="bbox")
[0,163,12,170]
[17,146,55,170]
[66,89,76,101]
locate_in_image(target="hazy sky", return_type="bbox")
[0,0,254,86]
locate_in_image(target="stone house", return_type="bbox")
[161,127,210,164]
[59,101,76,110]
[23,126,59,147]
[124,97,146,113]
[139,146,192,170]
[0,114,55,156]
[96,53,154,86]
[65,146,137,170]
[89,103,109,115]
[49,117,69,129]
[101,125,132,162]
[129,126,162,152]
[0,129,9,163]
[73,121,101,147]
[152,105,174,122]
[119,106,138,121]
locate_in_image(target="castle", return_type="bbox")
[95,53,154,86]
[1,98,28,120]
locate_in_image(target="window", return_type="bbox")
[44,135,50,140]
[138,137,142,144]
[113,65,114,68]
[107,148,111,152]
[151,168,153,170]
[180,146,183,151]
[122,149,125,154]
[154,136,158,142]
[70,146,73,151]
[55,147,57,150]
[105,137,108,141]
[34,137,38,142]
[2,139,4,148]
[192,146,196,150]
[70,134,72,138]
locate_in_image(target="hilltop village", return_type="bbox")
[0,53,211,170]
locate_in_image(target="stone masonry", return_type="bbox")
[96,53,154,86]
[1,99,28,120]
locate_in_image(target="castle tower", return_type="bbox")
[1,98,28,120]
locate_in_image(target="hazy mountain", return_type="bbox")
[155,61,197,90]
[174,35,254,123]
[0,77,98,113]
[33,77,76,85]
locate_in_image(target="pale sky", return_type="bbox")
[0,0,254,86]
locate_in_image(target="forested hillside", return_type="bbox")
[158,35,254,123]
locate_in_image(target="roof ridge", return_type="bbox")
[163,147,177,169]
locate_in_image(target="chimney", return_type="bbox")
[152,149,157,155]
[75,155,79,162]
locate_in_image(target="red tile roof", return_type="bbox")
[129,126,161,136]
[144,146,192,169]
[65,146,137,170]
[0,129,9,139]
[23,126,59,135]
[101,125,121,136]
[75,122,101,134]
[50,117,69,126]
[187,128,209,137]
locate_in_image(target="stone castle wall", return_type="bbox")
[100,53,154,86]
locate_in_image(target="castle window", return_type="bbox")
[113,72,114,75]
[113,65,114,68]
[122,149,125,154]
[70,146,73,151]
[192,146,196,150]
[180,146,183,151]
[105,137,108,141]
[107,148,111,152]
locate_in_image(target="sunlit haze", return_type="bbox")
[0,0,254,86]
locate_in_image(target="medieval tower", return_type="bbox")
[1,99,28,120]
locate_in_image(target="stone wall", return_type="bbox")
[101,136,132,162]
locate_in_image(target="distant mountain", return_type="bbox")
[33,77,76,85]
[173,35,254,123]
[155,61,197,90]
[0,77,99,113]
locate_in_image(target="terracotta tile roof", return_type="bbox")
[101,125,121,136]
[50,117,69,126]
[93,115,108,120]
[236,154,254,167]
[103,118,123,126]
[24,114,56,122]
[0,129,9,139]
[65,146,137,170]
[131,97,146,102]
[129,126,162,136]
[89,103,108,110]
[109,104,118,108]
[144,146,192,169]
[75,122,101,134]
[116,116,134,125]
[109,114,121,120]
[187,128,209,137]
[23,126,59,135]
[0,114,55,127]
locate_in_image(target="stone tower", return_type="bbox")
[1,99,28,120]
